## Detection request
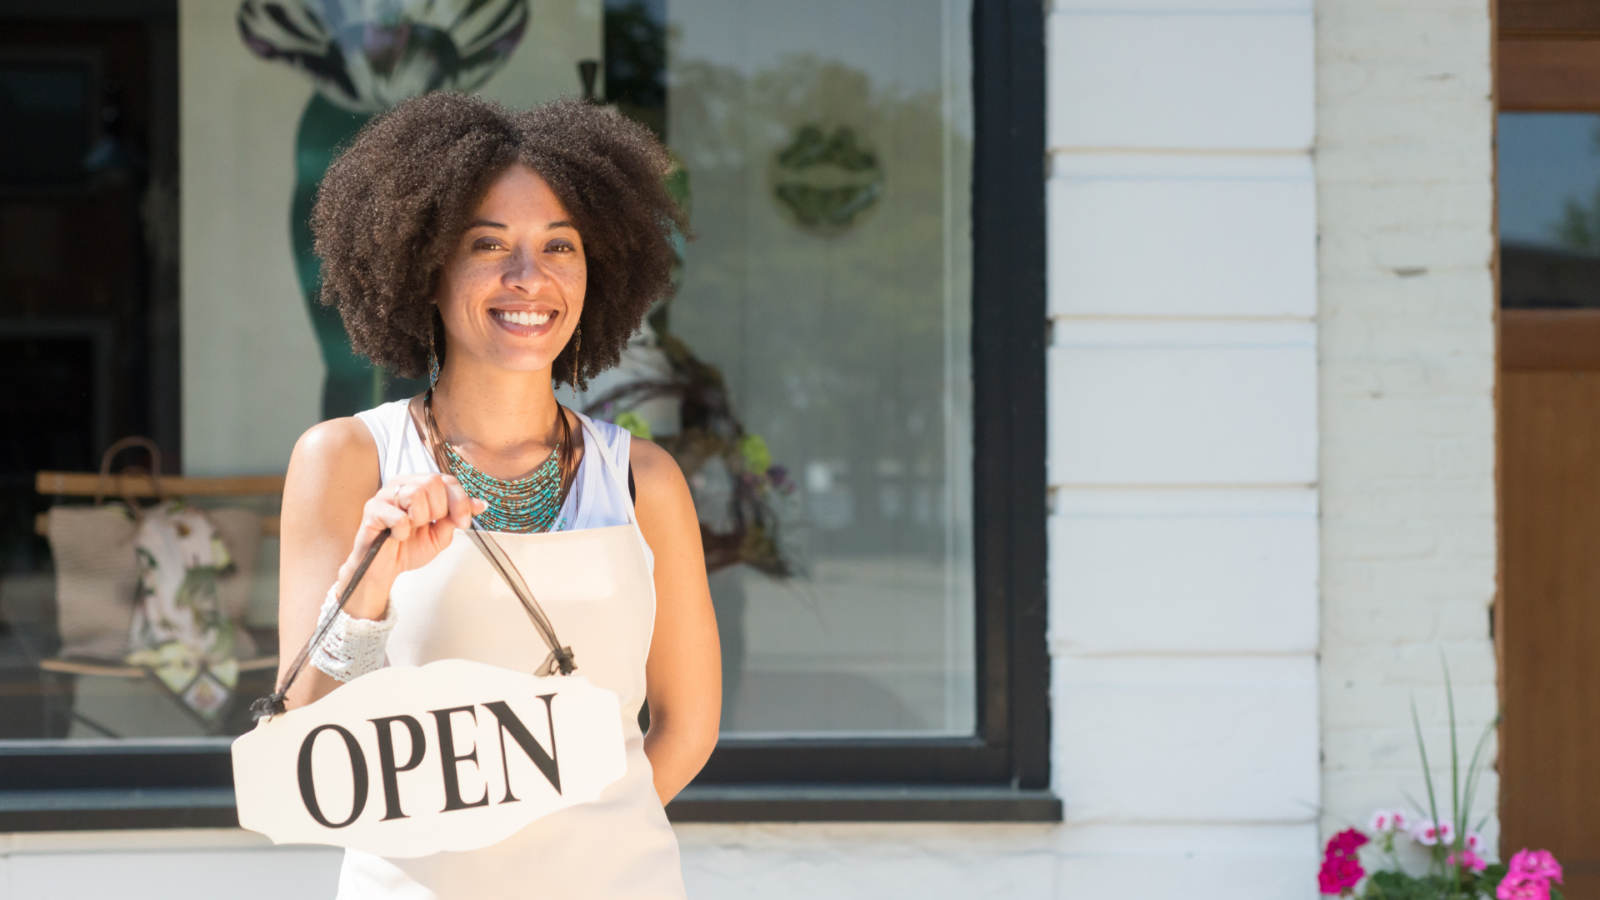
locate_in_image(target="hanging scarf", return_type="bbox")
[125,501,240,721]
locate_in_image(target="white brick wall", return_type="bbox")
[1043,0,1322,894]
[1315,0,1499,853]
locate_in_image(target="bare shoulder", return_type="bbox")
[627,436,695,524]
[627,437,704,565]
[628,436,684,487]
[286,417,380,500]
[292,417,376,472]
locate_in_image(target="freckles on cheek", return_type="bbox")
[562,266,588,300]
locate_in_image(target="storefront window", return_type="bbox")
[1,1,1063,824]
[595,0,977,737]
[1,0,976,747]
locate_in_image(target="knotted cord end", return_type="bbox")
[538,646,577,677]
[250,693,287,721]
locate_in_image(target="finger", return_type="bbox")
[396,482,430,530]
[371,487,411,539]
[368,499,413,542]
[420,475,451,524]
[425,517,458,548]
[441,476,477,527]
[411,488,432,529]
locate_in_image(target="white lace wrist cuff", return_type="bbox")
[310,585,396,683]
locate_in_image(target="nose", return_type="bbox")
[502,246,551,295]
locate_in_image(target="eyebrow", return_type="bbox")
[467,219,577,231]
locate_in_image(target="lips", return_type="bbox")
[489,307,557,336]
[492,309,553,327]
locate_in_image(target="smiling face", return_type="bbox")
[434,163,586,378]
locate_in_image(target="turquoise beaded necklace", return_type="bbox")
[425,392,573,534]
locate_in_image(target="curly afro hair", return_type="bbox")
[312,92,685,388]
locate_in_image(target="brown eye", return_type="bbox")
[547,239,576,253]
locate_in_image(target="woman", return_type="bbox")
[275,93,720,899]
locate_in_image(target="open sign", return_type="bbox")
[232,659,627,858]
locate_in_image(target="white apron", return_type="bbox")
[338,405,686,899]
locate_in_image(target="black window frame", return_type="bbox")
[0,0,1051,829]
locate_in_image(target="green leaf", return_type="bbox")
[737,433,772,475]
[1411,697,1445,874]
[614,411,654,441]
[1362,870,1450,900]
[1443,654,1462,845]
[1460,711,1500,852]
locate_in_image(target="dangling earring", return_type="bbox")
[428,310,443,390]
[570,326,582,400]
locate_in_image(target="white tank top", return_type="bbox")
[336,399,683,899]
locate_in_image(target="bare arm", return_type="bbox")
[632,438,721,805]
[277,418,481,710]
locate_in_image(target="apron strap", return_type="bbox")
[250,400,585,722]
[420,394,578,679]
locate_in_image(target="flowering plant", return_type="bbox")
[1318,665,1563,899]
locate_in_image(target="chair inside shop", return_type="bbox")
[31,468,285,738]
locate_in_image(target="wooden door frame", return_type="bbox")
[1496,0,1600,865]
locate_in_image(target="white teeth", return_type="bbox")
[495,310,551,327]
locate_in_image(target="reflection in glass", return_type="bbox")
[0,2,976,744]
[652,0,976,737]
[1499,112,1600,308]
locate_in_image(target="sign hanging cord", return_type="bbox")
[252,399,580,721]
[250,529,390,720]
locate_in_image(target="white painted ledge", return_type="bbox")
[1049,154,1316,318]
[1048,322,1318,485]
[1053,655,1320,822]
[1049,488,1318,655]
[1048,11,1315,151]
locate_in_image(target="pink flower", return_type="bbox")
[1497,848,1565,900]
[1319,852,1366,894]
[1319,829,1369,895]
[1411,820,1442,846]
[1409,818,1456,847]
[1509,849,1564,884]
[1368,810,1398,833]
[1391,810,1410,832]
[1449,849,1489,873]
[1498,875,1552,900]
[1330,829,1370,855]
[1466,832,1485,853]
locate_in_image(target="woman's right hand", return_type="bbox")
[336,473,487,620]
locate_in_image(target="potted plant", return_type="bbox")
[1318,667,1563,899]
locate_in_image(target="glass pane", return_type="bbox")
[1499,112,1600,308]
[589,0,976,737]
[0,4,975,744]
[0,61,92,187]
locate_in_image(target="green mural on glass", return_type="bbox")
[770,125,882,236]
[290,95,389,416]
[238,0,529,419]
